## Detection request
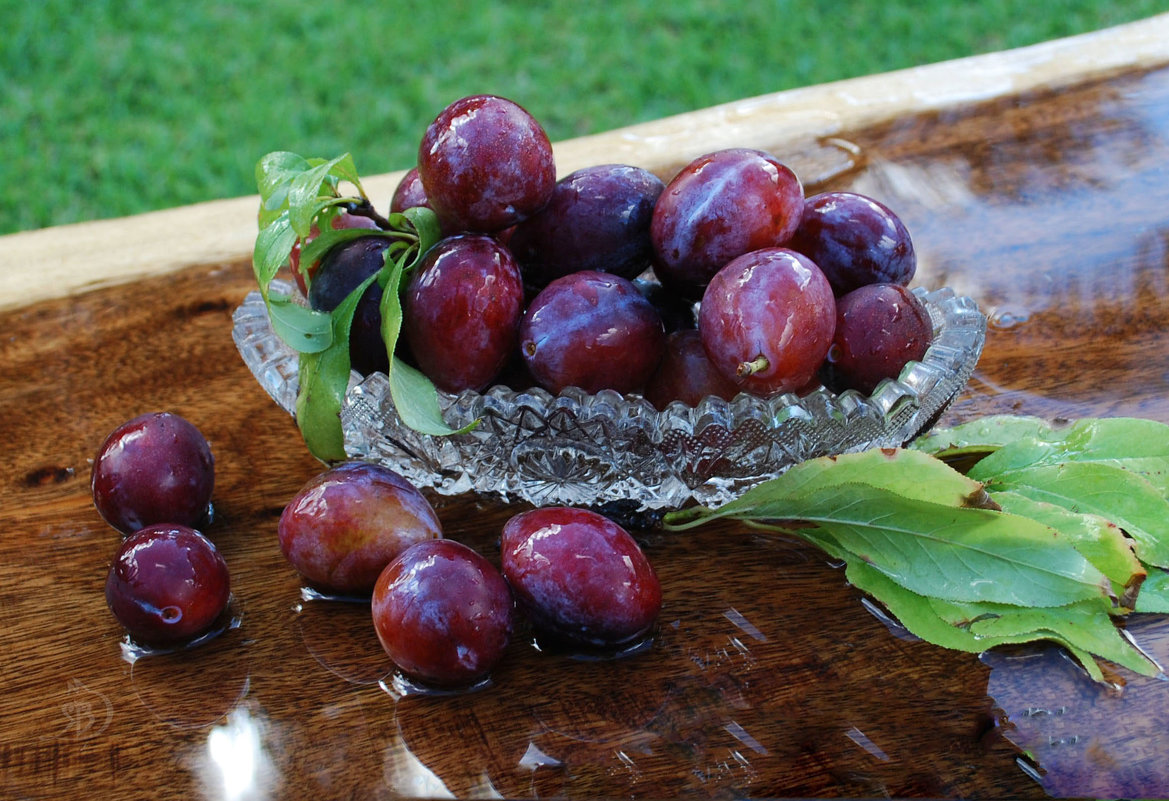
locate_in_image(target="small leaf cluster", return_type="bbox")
[664,416,1169,683]
[252,152,461,461]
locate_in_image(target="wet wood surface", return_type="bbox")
[4,17,1169,800]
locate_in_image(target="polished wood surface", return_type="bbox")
[4,17,1169,800]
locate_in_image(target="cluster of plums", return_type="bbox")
[297,93,933,407]
[92,411,660,688]
[279,461,662,688]
[92,93,937,686]
[92,412,230,649]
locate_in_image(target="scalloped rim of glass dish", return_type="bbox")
[233,279,986,512]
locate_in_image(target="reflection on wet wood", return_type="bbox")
[4,26,1169,801]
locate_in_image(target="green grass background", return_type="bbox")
[2,1,1165,235]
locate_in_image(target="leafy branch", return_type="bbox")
[252,151,465,461]
[663,417,1169,683]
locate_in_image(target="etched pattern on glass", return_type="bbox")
[233,280,985,510]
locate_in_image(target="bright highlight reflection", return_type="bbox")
[205,707,272,801]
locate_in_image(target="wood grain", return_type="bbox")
[4,18,1169,801]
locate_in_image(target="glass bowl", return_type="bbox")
[233,279,985,512]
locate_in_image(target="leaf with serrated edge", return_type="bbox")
[973,461,1169,568]
[666,448,990,531]
[844,559,1118,682]
[992,490,1144,610]
[775,483,1112,608]
[938,598,1160,677]
[973,418,1169,495]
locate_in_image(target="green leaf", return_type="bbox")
[256,151,310,197]
[972,460,1169,568]
[401,206,443,255]
[912,415,1055,460]
[255,151,311,227]
[321,152,365,197]
[266,293,333,354]
[667,450,1114,609]
[294,272,377,461]
[288,154,360,237]
[1135,568,1169,614]
[843,558,996,652]
[666,448,991,529]
[252,211,297,300]
[846,559,1157,681]
[939,598,1160,678]
[772,482,1113,608]
[377,245,475,437]
[971,417,1169,495]
[298,226,396,279]
[992,490,1145,610]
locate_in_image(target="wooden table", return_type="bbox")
[4,14,1169,799]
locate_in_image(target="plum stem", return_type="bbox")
[737,356,769,377]
[345,198,394,231]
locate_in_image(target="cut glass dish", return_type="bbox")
[233,279,985,511]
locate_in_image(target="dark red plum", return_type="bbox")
[520,270,666,395]
[390,167,432,214]
[290,210,381,297]
[501,507,661,649]
[105,524,230,647]
[91,412,214,535]
[507,164,665,288]
[645,329,740,410]
[698,247,836,397]
[651,148,804,297]
[825,283,934,394]
[372,539,514,688]
[308,235,391,376]
[402,235,525,393]
[788,191,916,296]
[417,94,556,233]
[277,462,442,596]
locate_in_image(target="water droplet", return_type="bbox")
[989,307,1030,330]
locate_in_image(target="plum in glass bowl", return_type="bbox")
[232,276,984,512]
[238,104,985,514]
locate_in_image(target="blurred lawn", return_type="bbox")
[1,0,1165,235]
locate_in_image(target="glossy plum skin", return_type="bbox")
[389,167,431,214]
[417,94,556,233]
[507,164,665,288]
[308,235,390,376]
[644,329,740,410]
[519,270,666,395]
[277,462,442,596]
[91,412,214,535]
[825,283,934,394]
[105,524,230,647]
[372,539,514,688]
[788,191,916,296]
[403,235,525,392]
[651,148,804,297]
[698,247,837,397]
[501,507,662,649]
